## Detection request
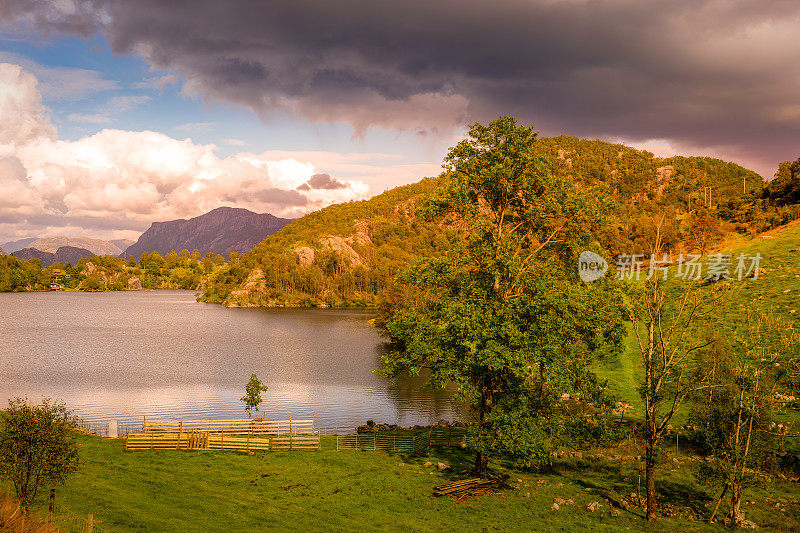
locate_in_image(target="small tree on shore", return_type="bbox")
[240,374,268,418]
[0,398,79,511]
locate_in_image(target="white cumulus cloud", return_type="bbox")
[0,63,370,243]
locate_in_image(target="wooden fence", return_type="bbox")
[125,416,320,452]
[142,414,315,435]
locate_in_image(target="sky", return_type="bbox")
[0,0,799,244]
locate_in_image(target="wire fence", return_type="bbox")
[337,427,469,454]
[75,419,140,438]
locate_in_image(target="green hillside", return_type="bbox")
[595,220,800,416]
[201,136,768,308]
[199,177,457,307]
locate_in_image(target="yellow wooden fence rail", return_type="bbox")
[126,416,320,452]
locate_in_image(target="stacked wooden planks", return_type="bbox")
[433,478,504,499]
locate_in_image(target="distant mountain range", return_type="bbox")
[0,236,128,256]
[0,237,38,253]
[13,246,94,267]
[122,207,292,258]
[28,237,124,256]
[110,239,136,251]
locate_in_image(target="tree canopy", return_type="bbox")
[378,117,625,474]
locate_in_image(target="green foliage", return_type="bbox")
[200,177,452,307]
[689,311,800,524]
[0,398,80,510]
[379,117,626,473]
[763,158,800,206]
[0,248,225,294]
[682,208,723,255]
[240,374,268,417]
[0,254,47,291]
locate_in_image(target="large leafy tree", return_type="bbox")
[379,116,625,475]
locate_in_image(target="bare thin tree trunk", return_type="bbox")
[474,382,493,478]
[645,429,657,521]
[728,483,744,526]
[708,484,728,523]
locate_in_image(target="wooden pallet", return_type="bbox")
[433,477,504,499]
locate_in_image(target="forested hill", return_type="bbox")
[200,136,769,308]
[539,135,763,210]
[199,177,452,307]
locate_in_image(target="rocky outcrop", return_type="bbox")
[127,276,142,290]
[124,206,292,258]
[294,246,315,267]
[0,246,5,255]
[319,236,363,266]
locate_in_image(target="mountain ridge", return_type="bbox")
[12,246,95,267]
[123,206,293,258]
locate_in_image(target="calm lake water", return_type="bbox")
[0,290,464,433]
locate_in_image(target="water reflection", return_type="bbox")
[0,291,465,432]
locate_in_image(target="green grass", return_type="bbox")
[594,220,800,418]
[27,435,800,532]
[18,224,800,531]
[593,323,641,410]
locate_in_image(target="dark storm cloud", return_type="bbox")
[297,173,349,191]
[4,0,800,175]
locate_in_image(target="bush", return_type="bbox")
[0,399,80,510]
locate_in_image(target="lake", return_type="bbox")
[0,290,464,434]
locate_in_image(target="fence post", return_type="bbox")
[178,421,182,450]
[48,488,55,521]
[143,415,146,432]
[221,428,224,451]
[289,413,293,436]
[85,514,94,533]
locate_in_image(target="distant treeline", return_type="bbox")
[0,249,229,293]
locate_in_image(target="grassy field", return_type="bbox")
[595,220,800,415]
[14,224,800,532]
[20,434,798,532]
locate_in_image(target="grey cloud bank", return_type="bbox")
[3,0,799,176]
